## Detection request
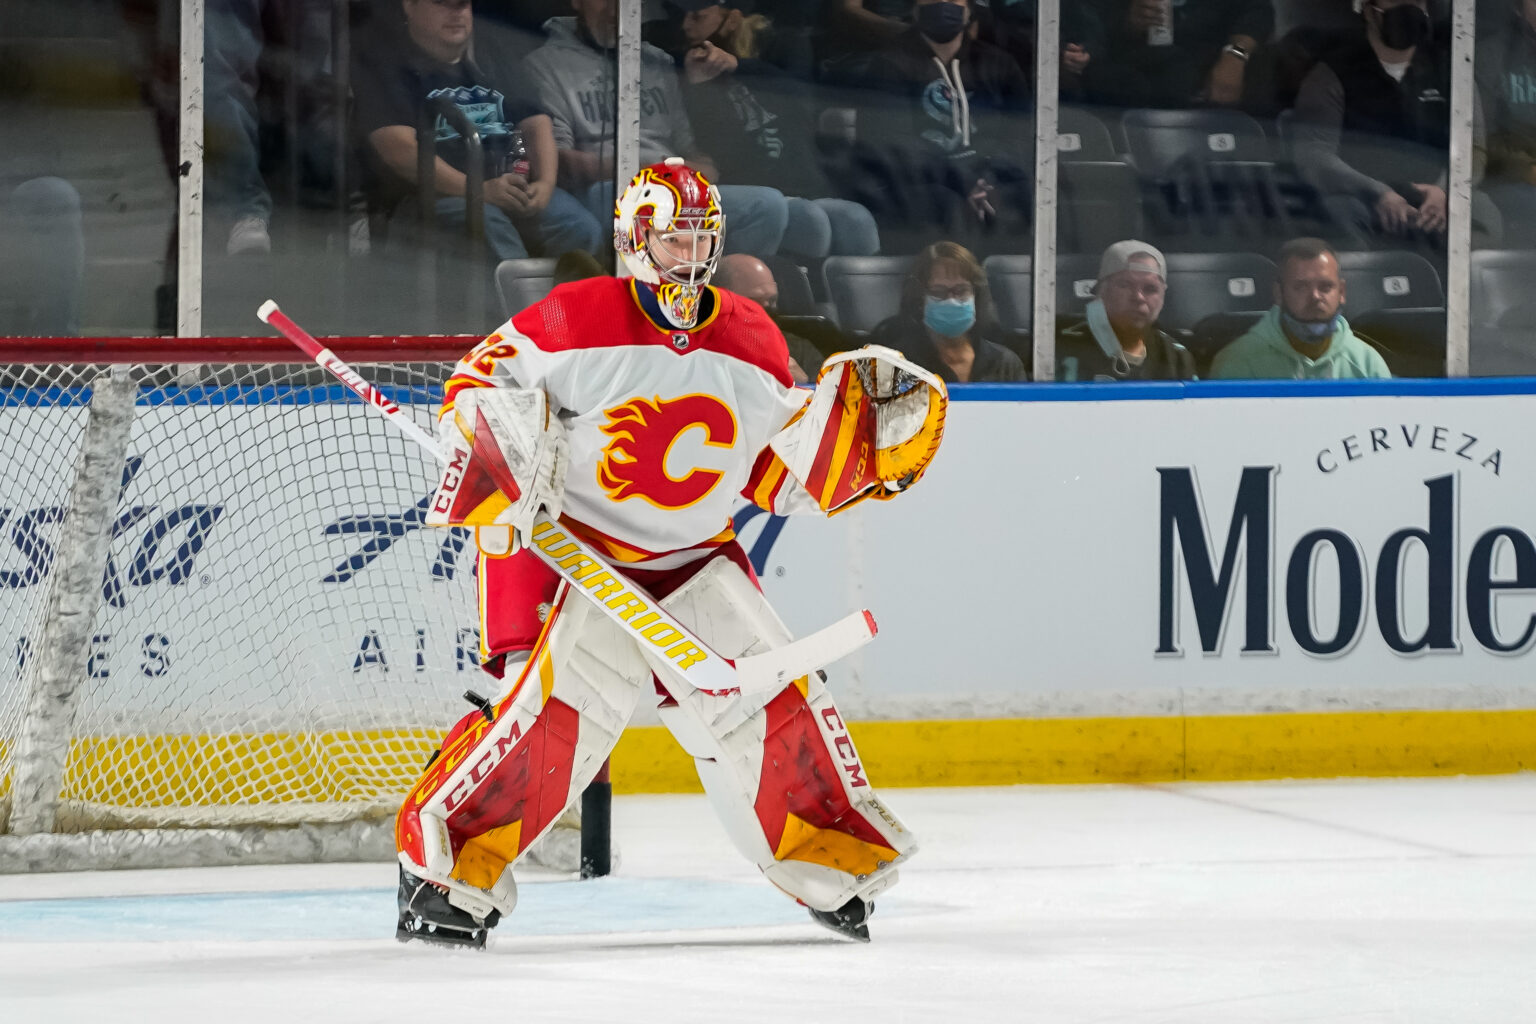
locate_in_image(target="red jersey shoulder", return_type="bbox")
[509,277,641,352]
[699,289,793,389]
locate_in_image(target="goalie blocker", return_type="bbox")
[398,346,944,946]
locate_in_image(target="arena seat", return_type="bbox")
[1469,250,1536,375]
[1335,250,1444,316]
[1057,107,1144,254]
[494,258,559,317]
[762,255,819,316]
[1054,253,1104,321]
[822,255,908,336]
[1122,108,1289,250]
[983,255,1031,333]
[1469,249,1536,328]
[1158,252,1276,332]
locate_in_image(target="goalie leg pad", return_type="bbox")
[648,551,916,912]
[396,586,649,917]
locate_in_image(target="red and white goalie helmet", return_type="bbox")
[614,158,725,326]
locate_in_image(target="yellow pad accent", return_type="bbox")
[450,819,523,891]
[772,811,898,876]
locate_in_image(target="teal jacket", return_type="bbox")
[1210,308,1392,380]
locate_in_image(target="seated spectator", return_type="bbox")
[1080,0,1273,109]
[983,1,1107,103]
[869,241,1027,383]
[523,0,790,257]
[0,177,83,336]
[352,0,602,263]
[206,0,336,256]
[1293,0,1498,248]
[714,254,826,382]
[826,0,1032,254]
[1211,238,1391,379]
[655,0,880,259]
[1477,0,1536,245]
[1056,240,1196,381]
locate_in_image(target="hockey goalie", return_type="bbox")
[395,158,947,948]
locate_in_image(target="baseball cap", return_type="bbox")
[1097,240,1166,282]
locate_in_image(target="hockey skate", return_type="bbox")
[809,897,873,943]
[396,866,500,949]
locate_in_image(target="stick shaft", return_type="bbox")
[258,301,444,462]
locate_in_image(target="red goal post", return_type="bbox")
[0,334,567,872]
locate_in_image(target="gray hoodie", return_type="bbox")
[523,17,696,182]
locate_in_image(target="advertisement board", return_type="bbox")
[4,383,1533,787]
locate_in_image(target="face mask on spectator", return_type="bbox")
[924,295,976,337]
[1372,3,1430,50]
[1281,309,1340,342]
[916,2,967,44]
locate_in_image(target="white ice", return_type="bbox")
[2,776,1534,1023]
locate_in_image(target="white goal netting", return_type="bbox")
[0,340,491,870]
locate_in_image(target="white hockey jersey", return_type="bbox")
[441,277,815,568]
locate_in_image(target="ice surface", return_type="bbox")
[2,777,1534,1023]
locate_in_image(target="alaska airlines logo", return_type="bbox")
[597,394,738,510]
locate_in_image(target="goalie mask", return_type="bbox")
[614,158,725,329]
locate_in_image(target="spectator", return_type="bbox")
[1056,240,1196,381]
[869,241,1027,383]
[714,254,826,382]
[0,177,84,336]
[1211,237,1391,379]
[827,0,1032,254]
[206,0,336,256]
[1293,0,1497,247]
[1081,0,1273,109]
[1477,0,1536,245]
[353,0,603,263]
[657,0,881,259]
[981,1,1107,103]
[523,0,789,256]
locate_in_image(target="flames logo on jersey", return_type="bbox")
[597,394,738,510]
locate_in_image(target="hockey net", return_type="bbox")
[0,336,553,872]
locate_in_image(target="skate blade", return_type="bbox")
[396,917,489,950]
[808,907,871,943]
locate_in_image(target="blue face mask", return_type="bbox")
[924,295,976,337]
[1281,309,1339,342]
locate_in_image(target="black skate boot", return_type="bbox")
[808,896,873,943]
[396,866,500,949]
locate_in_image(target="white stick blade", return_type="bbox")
[735,610,877,694]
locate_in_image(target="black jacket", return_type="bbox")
[832,29,1032,173]
[870,313,1028,383]
[1294,33,1449,203]
[1055,319,1195,381]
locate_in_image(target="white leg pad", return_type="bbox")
[650,557,916,911]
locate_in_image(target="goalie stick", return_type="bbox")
[256,300,876,696]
